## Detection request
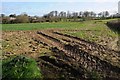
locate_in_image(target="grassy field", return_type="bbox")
[2,19,118,31]
[2,20,116,31]
[2,22,85,31]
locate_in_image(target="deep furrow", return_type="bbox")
[51,45,120,78]
[31,33,57,47]
[53,31,117,52]
[32,32,86,78]
[39,55,84,79]
[36,31,120,78]
[53,31,120,67]
[42,31,120,69]
[37,31,64,48]
[63,44,120,78]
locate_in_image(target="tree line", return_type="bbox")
[0,11,115,24]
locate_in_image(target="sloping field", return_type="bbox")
[2,29,120,79]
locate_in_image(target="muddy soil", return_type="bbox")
[2,29,120,79]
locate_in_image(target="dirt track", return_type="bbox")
[2,30,120,79]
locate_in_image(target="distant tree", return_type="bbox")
[43,14,49,18]
[2,17,10,24]
[16,13,29,23]
[67,11,71,18]
[72,12,78,21]
[104,11,109,17]
[1,10,111,23]
[93,13,96,17]
[49,11,54,17]
[59,11,64,18]
[0,14,5,18]
[72,12,78,17]
[63,12,67,17]
[98,12,102,17]
[83,11,89,17]
[89,11,94,17]
[9,14,16,17]
[54,11,58,17]
[79,11,83,17]
[21,12,28,16]
[98,11,109,18]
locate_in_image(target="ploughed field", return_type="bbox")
[2,28,120,79]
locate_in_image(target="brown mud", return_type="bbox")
[2,29,120,79]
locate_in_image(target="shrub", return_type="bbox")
[2,55,42,79]
[106,20,120,33]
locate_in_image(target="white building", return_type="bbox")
[118,1,120,14]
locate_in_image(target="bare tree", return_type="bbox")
[67,11,72,18]
[98,12,102,17]
[0,14,5,18]
[83,11,89,17]
[79,11,83,17]
[104,11,109,17]
[54,11,58,17]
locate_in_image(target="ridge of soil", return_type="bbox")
[2,30,120,79]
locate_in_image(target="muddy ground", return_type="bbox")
[2,29,120,79]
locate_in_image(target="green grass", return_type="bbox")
[2,19,118,31]
[2,22,85,31]
[2,19,119,31]
[62,20,118,42]
[2,55,42,79]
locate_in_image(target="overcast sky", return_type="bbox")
[1,0,120,16]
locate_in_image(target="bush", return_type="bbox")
[2,17,10,24]
[2,55,42,79]
[15,15,29,23]
[106,20,120,33]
